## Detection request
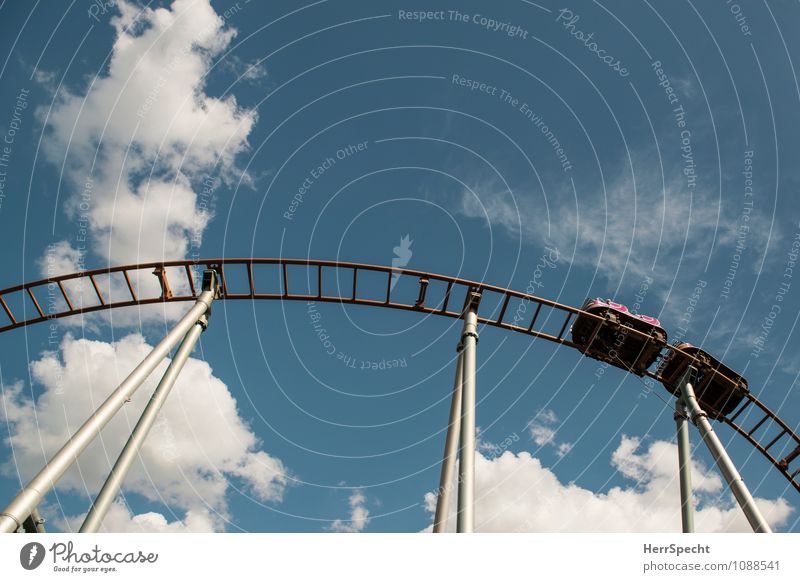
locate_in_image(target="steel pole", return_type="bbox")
[79,314,209,533]
[432,347,464,533]
[674,398,694,533]
[456,294,479,533]
[0,272,218,534]
[681,370,772,533]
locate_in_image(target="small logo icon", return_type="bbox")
[390,234,413,290]
[20,542,46,570]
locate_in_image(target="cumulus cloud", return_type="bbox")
[424,435,792,532]
[38,241,86,280]
[526,408,573,458]
[330,490,370,533]
[0,333,290,532]
[60,502,217,533]
[40,0,256,280]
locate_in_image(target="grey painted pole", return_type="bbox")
[432,347,464,533]
[456,294,479,533]
[674,397,695,533]
[0,271,219,534]
[681,369,772,533]
[79,314,209,533]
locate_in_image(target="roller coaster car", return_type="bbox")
[571,298,667,375]
[657,342,749,419]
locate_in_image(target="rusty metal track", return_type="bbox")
[720,393,800,491]
[0,257,797,494]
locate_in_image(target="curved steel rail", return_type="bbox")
[0,257,798,494]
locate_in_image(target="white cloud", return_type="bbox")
[556,442,574,458]
[221,55,268,83]
[38,241,85,279]
[458,180,523,242]
[41,0,255,279]
[59,502,217,533]
[330,490,370,533]
[0,333,290,532]
[456,155,774,288]
[47,0,252,177]
[530,425,555,446]
[424,435,792,532]
[527,408,573,458]
[671,76,697,99]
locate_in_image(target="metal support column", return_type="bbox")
[674,397,694,533]
[456,291,480,533]
[0,269,220,534]
[80,313,210,533]
[680,367,772,533]
[432,346,464,533]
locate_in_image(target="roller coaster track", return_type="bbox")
[0,257,798,494]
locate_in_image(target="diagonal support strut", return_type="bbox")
[679,366,772,533]
[0,269,220,534]
[79,310,212,533]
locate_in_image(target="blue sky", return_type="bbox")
[0,0,799,532]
